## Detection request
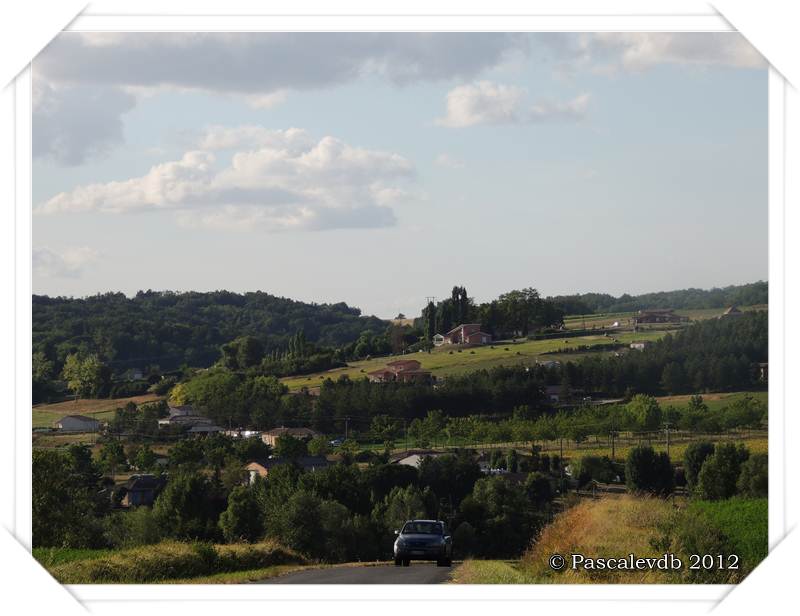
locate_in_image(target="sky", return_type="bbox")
[32,33,768,319]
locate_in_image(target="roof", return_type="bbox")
[247,455,330,470]
[125,475,164,491]
[58,415,98,422]
[386,359,421,367]
[638,308,675,314]
[723,305,742,314]
[263,426,319,437]
[445,323,481,335]
[188,424,223,433]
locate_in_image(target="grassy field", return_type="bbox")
[451,494,767,584]
[280,330,666,391]
[562,304,767,330]
[32,393,164,429]
[655,390,768,411]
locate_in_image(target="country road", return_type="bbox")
[259,562,455,584]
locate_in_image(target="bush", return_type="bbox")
[573,455,616,488]
[625,446,674,496]
[737,453,768,498]
[682,441,715,490]
[219,486,264,543]
[47,540,304,583]
[696,443,749,500]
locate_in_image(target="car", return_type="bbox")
[393,519,452,567]
[329,438,344,447]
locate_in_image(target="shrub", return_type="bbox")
[219,486,264,543]
[696,443,749,500]
[682,442,715,490]
[48,540,304,583]
[737,453,768,498]
[573,455,616,488]
[625,446,674,496]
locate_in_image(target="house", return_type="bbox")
[367,359,432,384]
[629,341,651,351]
[442,323,492,345]
[245,456,330,483]
[120,474,165,507]
[432,334,446,347]
[261,426,321,447]
[633,309,689,325]
[223,429,262,439]
[158,414,213,428]
[720,305,744,318]
[54,415,101,432]
[167,404,196,417]
[390,450,445,467]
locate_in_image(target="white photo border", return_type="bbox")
[5,3,790,613]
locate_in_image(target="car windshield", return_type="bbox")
[402,522,443,535]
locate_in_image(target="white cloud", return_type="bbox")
[36,129,415,232]
[541,33,765,75]
[437,81,589,128]
[434,154,465,169]
[32,246,99,279]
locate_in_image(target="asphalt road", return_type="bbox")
[260,562,454,584]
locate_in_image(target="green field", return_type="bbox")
[281,330,666,391]
[32,393,165,429]
[563,304,767,330]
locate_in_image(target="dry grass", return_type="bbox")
[32,394,164,429]
[520,495,680,584]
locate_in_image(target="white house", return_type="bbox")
[629,341,650,351]
[54,415,101,432]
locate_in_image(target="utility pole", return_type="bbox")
[664,422,672,459]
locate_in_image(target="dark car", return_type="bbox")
[393,519,452,567]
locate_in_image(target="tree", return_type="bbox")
[98,439,127,477]
[626,395,662,431]
[32,446,107,547]
[61,352,105,399]
[524,472,554,508]
[274,434,309,459]
[221,336,265,370]
[696,443,749,500]
[153,472,224,540]
[307,436,332,456]
[379,485,428,532]
[737,453,768,498]
[219,485,264,542]
[133,444,158,472]
[682,441,715,491]
[625,446,674,496]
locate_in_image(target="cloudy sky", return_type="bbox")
[33,33,767,318]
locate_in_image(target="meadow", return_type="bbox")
[32,393,164,429]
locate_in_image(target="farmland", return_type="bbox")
[32,393,164,429]
[280,330,666,391]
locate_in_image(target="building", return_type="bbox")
[54,415,101,432]
[720,305,744,318]
[432,334,446,347]
[158,414,213,428]
[223,429,262,439]
[120,474,165,507]
[245,456,330,483]
[167,404,196,417]
[390,450,446,467]
[261,426,321,447]
[633,309,689,325]
[442,323,492,345]
[629,341,651,351]
[367,359,432,384]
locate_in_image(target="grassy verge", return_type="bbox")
[166,564,310,584]
[43,540,305,584]
[450,560,536,584]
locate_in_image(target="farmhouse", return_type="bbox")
[442,323,492,345]
[245,456,330,483]
[633,309,688,325]
[720,305,743,318]
[119,474,165,507]
[629,341,651,351]
[367,359,432,384]
[54,415,100,432]
[261,426,321,447]
[390,450,446,467]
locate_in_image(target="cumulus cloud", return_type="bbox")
[32,246,99,278]
[33,81,136,165]
[33,33,526,164]
[36,129,414,232]
[437,81,589,128]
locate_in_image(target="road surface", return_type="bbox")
[260,562,454,584]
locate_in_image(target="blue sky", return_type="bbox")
[32,33,767,318]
